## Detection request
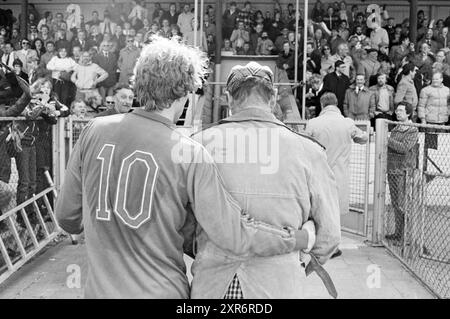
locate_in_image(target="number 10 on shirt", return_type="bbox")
[95,144,159,229]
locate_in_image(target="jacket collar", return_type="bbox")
[219,107,284,126]
[319,105,342,116]
[131,108,175,128]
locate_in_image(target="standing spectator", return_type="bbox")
[46,46,77,106]
[435,50,450,76]
[337,20,350,42]
[343,73,372,120]
[51,13,65,35]
[87,25,103,50]
[418,28,441,54]
[1,41,16,71]
[304,73,326,118]
[435,27,449,49]
[413,43,435,83]
[177,3,194,37]
[394,63,419,119]
[305,92,368,258]
[15,38,38,74]
[323,60,351,114]
[37,11,53,33]
[370,23,389,49]
[384,17,396,43]
[230,21,249,51]
[418,72,450,125]
[320,45,334,76]
[236,2,254,31]
[369,73,395,126]
[112,25,126,50]
[39,41,56,75]
[39,25,53,46]
[72,30,89,52]
[390,35,410,69]
[162,3,179,26]
[128,0,146,21]
[93,41,118,100]
[118,36,140,84]
[99,13,117,35]
[311,0,325,23]
[223,1,239,40]
[71,51,108,109]
[86,11,102,28]
[329,29,346,54]
[330,43,353,79]
[203,14,216,38]
[386,102,418,241]
[360,48,381,86]
[184,18,208,52]
[276,42,295,80]
[105,0,122,23]
[323,6,339,31]
[256,31,276,55]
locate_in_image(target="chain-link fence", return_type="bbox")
[0,117,60,281]
[375,119,450,299]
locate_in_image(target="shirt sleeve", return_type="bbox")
[55,121,93,234]
[186,144,297,257]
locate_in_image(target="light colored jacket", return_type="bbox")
[191,107,341,299]
[418,84,450,124]
[46,56,77,80]
[305,106,369,216]
[369,84,395,118]
[394,77,418,109]
[71,62,108,90]
[177,12,195,36]
[15,49,38,73]
[343,85,373,120]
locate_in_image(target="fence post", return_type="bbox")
[52,118,66,194]
[371,119,388,245]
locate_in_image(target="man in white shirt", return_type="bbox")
[177,3,194,36]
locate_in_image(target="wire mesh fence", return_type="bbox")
[0,117,60,279]
[378,119,450,299]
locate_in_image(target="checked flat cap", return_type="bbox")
[226,62,274,93]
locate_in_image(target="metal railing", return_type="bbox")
[373,119,450,299]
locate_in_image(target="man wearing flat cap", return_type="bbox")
[323,60,351,115]
[190,61,341,298]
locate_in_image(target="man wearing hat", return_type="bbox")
[190,61,341,298]
[323,60,351,115]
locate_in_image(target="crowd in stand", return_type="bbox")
[1,0,450,218]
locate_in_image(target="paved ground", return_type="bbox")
[0,233,435,299]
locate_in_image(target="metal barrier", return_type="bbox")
[373,119,450,299]
[285,120,373,237]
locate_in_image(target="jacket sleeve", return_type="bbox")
[369,89,377,119]
[388,127,419,154]
[417,87,428,120]
[0,75,31,117]
[186,145,298,257]
[343,89,349,117]
[394,82,406,105]
[307,145,341,264]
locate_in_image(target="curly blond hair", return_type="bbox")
[134,36,209,111]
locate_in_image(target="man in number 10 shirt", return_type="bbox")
[56,37,316,298]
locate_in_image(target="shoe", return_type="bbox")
[331,249,342,259]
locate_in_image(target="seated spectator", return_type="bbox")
[158,19,172,39]
[118,36,140,84]
[71,51,108,111]
[276,42,295,80]
[256,31,276,55]
[236,42,254,55]
[230,21,249,51]
[221,38,234,56]
[369,73,395,126]
[343,73,372,120]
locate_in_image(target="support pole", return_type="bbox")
[409,0,418,43]
[20,0,28,39]
[301,0,308,120]
[213,0,223,123]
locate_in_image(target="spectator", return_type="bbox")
[51,12,65,35]
[330,43,353,79]
[360,48,381,86]
[370,22,389,49]
[28,25,39,42]
[128,0,146,21]
[46,46,77,106]
[276,42,295,80]
[274,27,289,52]
[203,13,216,38]
[352,25,367,44]
[158,19,172,39]
[236,2,254,31]
[12,58,28,84]
[236,42,254,55]
[431,62,450,87]
[323,60,351,114]
[113,25,126,49]
[413,43,435,83]
[54,29,71,52]
[86,10,101,28]
[177,3,194,36]
[369,73,395,126]
[343,73,372,120]
[223,1,239,40]
[378,42,391,63]
[72,30,89,52]
[206,34,216,59]
[134,31,144,49]
[39,25,53,46]
[323,6,339,31]
[384,17,396,43]
[304,73,326,117]
[386,102,418,242]
[329,28,346,54]
[71,51,108,111]
[93,41,118,100]
[87,25,103,50]
[95,83,135,117]
[222,38,234,56]
[183,18,208,52]
[15,38,38,74]
[170,24,183,43]
[435,26,449,49]
[37,11,53,32]
[139,18,152,36]
[337,20,350,42]
[435,50,450,76]
[390,35,410,69]
[162,3,179,26]
[320,45,334,76]
[99,13,117,35]
[27,56,42,84]
[1,41,16,71]
[39,41,56,74]
[418,72,450,125]
[230,21,250,51]
[418,28,441,54]
[311,0,325,23]
[256,31,276,55]
[394,63,419,120]
[118,36,140,84]
[105,0,122,23]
